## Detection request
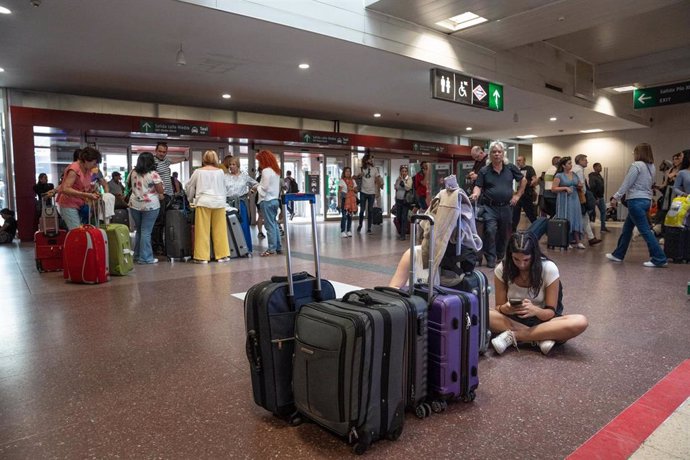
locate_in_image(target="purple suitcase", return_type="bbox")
[408,214,480,411]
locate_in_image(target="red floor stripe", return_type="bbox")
[567,359,690,460]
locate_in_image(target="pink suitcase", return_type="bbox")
[63,225,109,284]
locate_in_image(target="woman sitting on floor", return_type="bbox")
[490,231,588,356]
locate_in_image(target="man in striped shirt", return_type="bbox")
[152,142,173,254]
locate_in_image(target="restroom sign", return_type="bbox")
[430,69,503,112]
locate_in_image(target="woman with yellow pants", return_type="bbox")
[185,150,230,264]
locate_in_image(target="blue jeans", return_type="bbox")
[340,197,352,232]
[611,198,666,266]
[59,207,82,230]
[358,192,375,230]
[131,207,160,263]
[595,197,608,230]
[481,204,512,265]
[260,199,282,253]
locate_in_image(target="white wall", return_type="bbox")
[533,103,690,197]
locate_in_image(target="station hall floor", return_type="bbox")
[0,220,688,459]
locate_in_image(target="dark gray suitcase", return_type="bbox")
[341,286,428,418]
[166,209,193,260]
[245,194,336,420]
[293,299,406,454]
[227,211,249,258]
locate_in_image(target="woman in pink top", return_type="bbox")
[56,147,102,230]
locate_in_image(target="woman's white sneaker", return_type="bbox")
[491,330,517,355]
[341,232,348,238]
[606,253,622,262]
[538,340,556,355]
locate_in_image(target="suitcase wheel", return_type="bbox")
[386,426,403,441]
[431,400,447,413]
[414,402,432,419]
[352,433,371,455]
[462,390,476,403]
[36,259,44,273]
[287,412,303,427]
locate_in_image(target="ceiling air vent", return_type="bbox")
[545,82,564,93]
[574,59,594,101]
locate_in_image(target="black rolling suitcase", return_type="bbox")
[293,295,408,454]
[244,194,336,420]
[664,226,690,263]
[548,198,571,249]
[166,208,193,260]
[547,218,570,249]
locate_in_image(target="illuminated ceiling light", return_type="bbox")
[222,93,231,99]
[580,129,604,133]
[0,67,4,73]
[549,117,557,121]
[465,127,473,131]
[175,44,186,66]
[613,85,636,93]
[517,134,538,139]
[373,113,381,118]
[436,12,488,31]
[298,63,310,69]
[0,6,11,14]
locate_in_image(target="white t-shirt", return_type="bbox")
[494,259,559,308]
[359,166,380,195]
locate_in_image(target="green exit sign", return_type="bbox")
[431,68,503,112]
[633,81,690,109]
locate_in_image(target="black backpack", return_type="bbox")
[287,177,299,193]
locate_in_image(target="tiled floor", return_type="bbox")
[0,219,688,458]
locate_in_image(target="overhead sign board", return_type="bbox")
[301,131,351,145]
[139,120,209,136]
[633,81,690,109]
[431,68,503,112]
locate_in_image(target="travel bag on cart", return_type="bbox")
[663,226,690,263]
[38,196,60,237]
[166,208,193,260]
[293,295,407,454]
[406,215,480,409]
[227,209,249,258]
[244,193,336,420]
[35,196,66,272]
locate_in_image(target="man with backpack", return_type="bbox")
[284,170,299,219]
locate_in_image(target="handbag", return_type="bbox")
[404,188,416,205]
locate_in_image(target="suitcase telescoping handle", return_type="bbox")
[409,214,435,307]
[282,193,322,305]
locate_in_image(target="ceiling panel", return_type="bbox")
[545,1,690,64]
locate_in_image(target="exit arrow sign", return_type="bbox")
[634,81,690,109]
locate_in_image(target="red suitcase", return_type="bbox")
[35,196,66,272]
[63,225,109,284]
[35,230,67,272]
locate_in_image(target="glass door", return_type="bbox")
[325,155,349,221]
[282,150,325,220]
[97,144,130,182]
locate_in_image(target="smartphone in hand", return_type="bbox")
[509,298,523,307]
